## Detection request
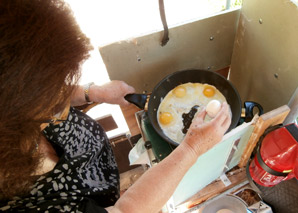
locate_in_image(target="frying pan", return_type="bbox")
[125,69,263,146]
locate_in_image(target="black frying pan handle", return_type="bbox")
[244,101,264,121]
[124,94,148,109]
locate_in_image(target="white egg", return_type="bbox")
[206,100,221,118]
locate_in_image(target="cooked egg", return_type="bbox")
[203,85,216,97]
[157,82,226,144]
[159,112,174,125]
[173,85,186,98]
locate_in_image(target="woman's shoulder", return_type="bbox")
[43,106,108,156]
[0,154,118,212]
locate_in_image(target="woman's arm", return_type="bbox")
[70,80,135,106]
[107,102,231,213]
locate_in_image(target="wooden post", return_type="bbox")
[238,105,290,168]
[283,87,298,125]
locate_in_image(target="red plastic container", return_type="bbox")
[249,123,298,187]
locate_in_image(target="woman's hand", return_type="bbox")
[108,102,231,213]
[182,102,232,158]
[90,80,135,106]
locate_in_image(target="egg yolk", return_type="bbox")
[173,86,186,98]
[159,112,173,125]
[203,86,215,97]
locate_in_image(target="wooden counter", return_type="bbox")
[176,167,248,212]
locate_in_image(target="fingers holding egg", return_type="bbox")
[211,102,232,131]
[206,100,222,118]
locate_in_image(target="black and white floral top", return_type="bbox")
[0,107,119,212]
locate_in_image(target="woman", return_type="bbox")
[0,0,231,212]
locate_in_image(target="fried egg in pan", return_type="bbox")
[157,83,226,144]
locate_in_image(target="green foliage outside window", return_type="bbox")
[231,0,243,7]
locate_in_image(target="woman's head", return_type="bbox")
[0,0,93,199]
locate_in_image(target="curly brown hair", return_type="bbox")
[0,0,93,199]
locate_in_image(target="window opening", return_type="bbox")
[65,0,242,138]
